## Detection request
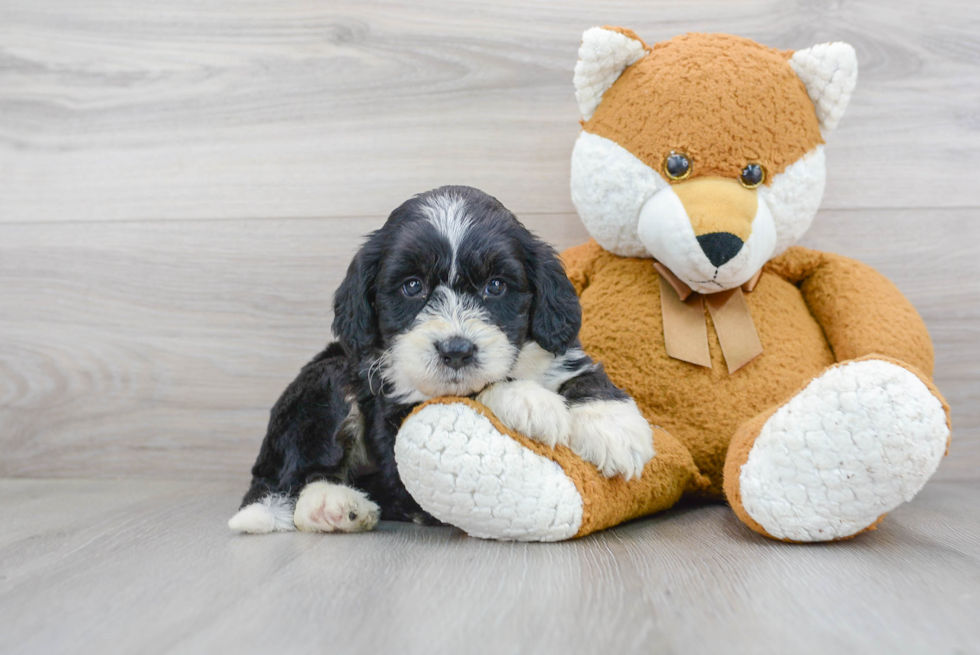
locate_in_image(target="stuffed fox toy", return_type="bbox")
[394,28,952,542]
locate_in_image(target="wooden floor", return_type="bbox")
[2,0,980,652]
[0,478,978,655]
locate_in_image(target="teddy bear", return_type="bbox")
[392,28,952,542]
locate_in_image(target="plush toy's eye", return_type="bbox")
[664,152,692,181]
[402,278,425,298]
[739,163,766,189]
[484,278,507,297]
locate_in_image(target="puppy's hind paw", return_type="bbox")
[228,494,296,534]
[568,399,655,481]
[477,380,572,448]
[294,482,380,533]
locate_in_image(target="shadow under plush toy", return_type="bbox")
[395,28,952,542]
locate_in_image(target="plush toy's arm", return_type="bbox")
[766,246,935,375]
[559,239,606,296]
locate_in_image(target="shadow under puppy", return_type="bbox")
[229,186,654,534]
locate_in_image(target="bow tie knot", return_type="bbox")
[653,262,764,374]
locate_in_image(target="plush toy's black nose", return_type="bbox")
[437,338,476,370]
[697,232,744,268]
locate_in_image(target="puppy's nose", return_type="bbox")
[697,232,743,268]
[437,338,476,370]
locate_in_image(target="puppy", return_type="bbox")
[228,186,654,534]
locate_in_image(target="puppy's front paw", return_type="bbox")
[477,380,571,448]
[293,482,380,533]
[568,400,655,481]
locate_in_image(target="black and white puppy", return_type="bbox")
[228,186,653,535]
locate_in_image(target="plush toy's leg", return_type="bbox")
[724,356,951,542]
[395,397,701,541]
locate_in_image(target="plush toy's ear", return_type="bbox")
[527,241,582,356]
[789,42,858,134]
[332,246,380,358]
[574,26,648,121]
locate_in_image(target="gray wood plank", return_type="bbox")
[2,0,980,224]
[0,208,977,481]
[0,478,977,655]
[0,212,588,480]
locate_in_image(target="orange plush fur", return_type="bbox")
[586,33,823,182]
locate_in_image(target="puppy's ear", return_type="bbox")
[528,241,582,355]
[332,247,379,358]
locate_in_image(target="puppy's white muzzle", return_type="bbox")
[381,286,517,403]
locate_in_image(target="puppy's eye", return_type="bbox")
[348,511,357,521]
[402,278,425,298]
[664,152,692,181]
[484,279,506,297]
[739,163,766,189]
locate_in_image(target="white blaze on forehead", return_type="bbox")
[421,191,473,280]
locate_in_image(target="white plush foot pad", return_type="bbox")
[395,403,584,542]
[739,359,949,542]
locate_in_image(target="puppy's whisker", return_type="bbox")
[368,349,393,396]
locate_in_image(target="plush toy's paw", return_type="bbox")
[568,399,654,480]
[293,482,380,533]
[726,358,950,542]
[395,401,584,541]
[476,380,571,448]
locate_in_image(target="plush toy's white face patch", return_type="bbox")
[758,146,827,256]
[570,132,827,293]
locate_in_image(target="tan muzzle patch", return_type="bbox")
[672,177,757,241]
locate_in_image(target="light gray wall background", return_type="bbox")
[2,0,978,484]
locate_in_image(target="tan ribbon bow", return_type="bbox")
[654,262,763,374]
